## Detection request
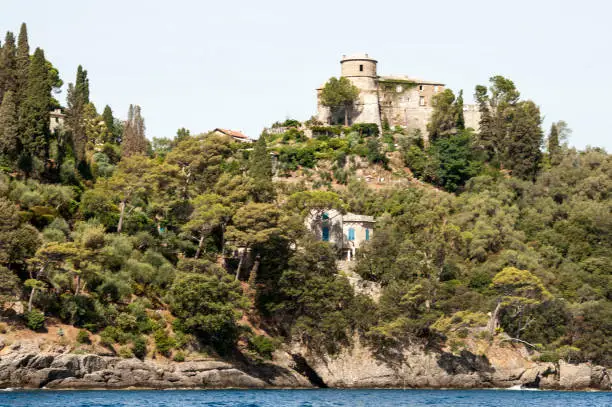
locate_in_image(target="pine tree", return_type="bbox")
[0,90,19,158]
[0,31,17,102]
[102,105,114,137]
[548,123,561,166]
[18,48,51,157]
[249,135,274,202]
[121,104,147,157]
[15,23,30,105]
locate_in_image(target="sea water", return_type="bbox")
[0,389,610,407]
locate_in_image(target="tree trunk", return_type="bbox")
[344,103,349,126]
[195,233,205,259]
[117,199,127,233]
[488,301,502,335]
[28,287,36,312]
[235,247,247,281]
[248,255,260,287]
[75,274,81,296]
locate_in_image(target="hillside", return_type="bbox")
[0,23,611,390]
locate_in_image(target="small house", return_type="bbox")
[212,128,252,143]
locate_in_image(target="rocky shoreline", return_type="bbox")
[0,341,610,391]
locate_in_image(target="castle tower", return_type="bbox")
[340,54,377,78]
[340,53,381,127]
[317,53,382,128]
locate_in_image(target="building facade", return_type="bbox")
[306,209,375,261]
[317,54,480,142]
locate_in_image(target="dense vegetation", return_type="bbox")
[0,23,610,366]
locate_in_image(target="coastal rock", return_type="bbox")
[0,340,609,390]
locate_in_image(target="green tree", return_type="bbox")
[0,31,17,102]
[182,194,232,259]
[455,89,465,130]
[66,65,91,162]
[427,89,459,142]
[226,202,284,281]
[0,90,19,158]
[102,105,115,142]
[249,135,274,202]
[15,23,30,105]
[169,266,247,352]
[504,100,543,180]
[489,267,551,339]
[19,47,51,158]
[121,104,147,157]
[320,76,360,126]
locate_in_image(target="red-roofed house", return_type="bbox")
[212,128,252,143]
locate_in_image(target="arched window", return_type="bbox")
[322,226,330,242]
[348,228,355,241]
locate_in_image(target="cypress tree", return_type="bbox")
[102,105,115,143]
[0,90,19,158]
[19,48,51,157]
[249,135,274,202]
[548,123,561,166]
[504,100,543,181]
[121,104,147,157]
[66,65,90,162]
[15,23,30,104]
[75,65,89,104]
[0,31,17,102]
[455,89,465,130]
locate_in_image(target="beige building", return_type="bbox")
[306,209,375,261]
[317,54,480,142]
[49,108,65,134]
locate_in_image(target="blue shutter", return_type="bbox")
[365,228,370,241]
[322,226,330,242]
[348,228,355,241]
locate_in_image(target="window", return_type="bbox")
[419,96,426,106]
[419,85,423,91]
[359,64,364,72]
[396,85,403,93]
[434,85,439,92]
[322,227,330,242]
[348,228,355,241]
[365,229,370,241]
[322,212,329,220]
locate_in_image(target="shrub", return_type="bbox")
[76,329,91,344]
[248,335,277,359]
[154,329,175,356]
[118,346,134,358]
[172,351,185,362]
[132,336,147,359]
[25,309,45,331]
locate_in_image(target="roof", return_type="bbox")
[213,128,249,140]
[380,75,445,86]
[343,213,376,223]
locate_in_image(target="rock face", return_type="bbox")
[0,340,609,390]
[0,343,311,389]
[291,338,612,391]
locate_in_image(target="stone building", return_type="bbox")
[49,108,65,134]
[316,53,480,142]
[306,209,375,261]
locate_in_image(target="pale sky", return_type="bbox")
[1,0,610,149]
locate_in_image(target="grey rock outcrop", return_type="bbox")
[0,347,311,389]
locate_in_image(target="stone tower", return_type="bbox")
[317,53,382,128]
[340,54,382,127]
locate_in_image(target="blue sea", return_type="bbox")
[0,389,610,407]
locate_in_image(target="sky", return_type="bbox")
[1,0,610,149]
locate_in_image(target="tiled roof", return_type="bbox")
[214,128,249,139]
